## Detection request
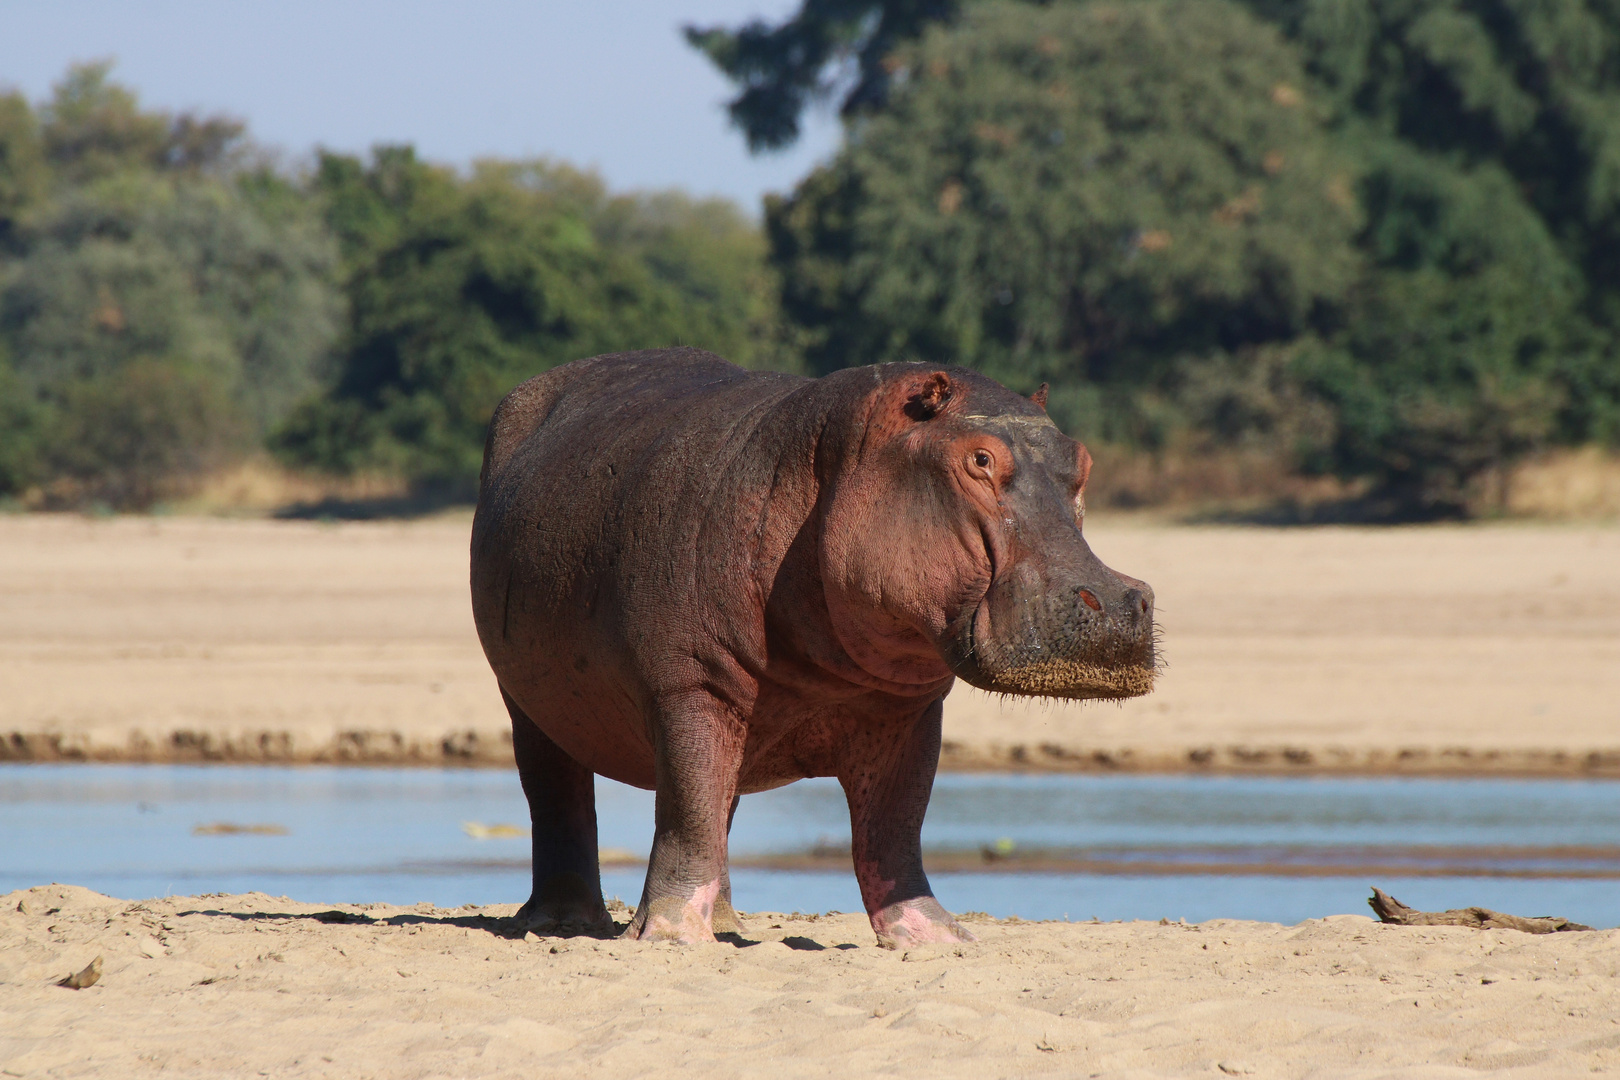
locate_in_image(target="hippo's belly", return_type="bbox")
[496,661,660,790]
[499,664,830,795]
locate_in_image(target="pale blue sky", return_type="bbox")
[0,0,843,211]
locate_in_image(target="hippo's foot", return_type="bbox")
[869,896,977,950]
[711,895,744,935]
[515,872,614,933]
[622,881,722,943]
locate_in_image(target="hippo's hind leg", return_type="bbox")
[839,697,975,949]
[504,689,613,932]
[712,795,743,935]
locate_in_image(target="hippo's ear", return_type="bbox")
[1031,383,1049,412]
[904,372,955,421]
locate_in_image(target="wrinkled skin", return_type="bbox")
[471,349,1155,947]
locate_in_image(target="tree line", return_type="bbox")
[0,64,784,508]
[694,0,1620,514]
[7,0,1620,517]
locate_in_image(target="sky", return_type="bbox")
[0,0,844,212]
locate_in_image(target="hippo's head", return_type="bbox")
[819,366,1157,700]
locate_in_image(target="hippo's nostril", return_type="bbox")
[1124,587,1152,621]
[1078,589,1102,612]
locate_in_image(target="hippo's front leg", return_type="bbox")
[623,693,743,943]
[839,698,976,949]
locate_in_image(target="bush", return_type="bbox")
[1294,143,1585,510]
[273,150,793,487]
[766,0,1363,388]
[709,0,1620,516]
[0,65,341,509]
[42,359,243,508]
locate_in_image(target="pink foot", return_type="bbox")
[870,897,977,950]
[622,880,721,943]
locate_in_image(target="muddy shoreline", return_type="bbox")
[7,725,1620,779]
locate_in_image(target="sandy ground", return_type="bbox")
[2,884,1617,1079]
[2,513,1618,774]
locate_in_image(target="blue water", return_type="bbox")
[4,765,1618,926]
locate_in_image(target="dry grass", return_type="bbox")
[1505,446,1620,520]
[1083,444,1361,516]
[166,459,413,517]
[16,445,1616,523]
[1084,444,1620,522]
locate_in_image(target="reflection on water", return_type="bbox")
[4,765,1618,927]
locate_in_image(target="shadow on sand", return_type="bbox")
[272,485,475,521]
[1179,491,1471,526]
[171,905,857,949]
[175,905,620,941]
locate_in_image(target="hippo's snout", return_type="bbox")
[946,557,1158,701]
[1118,580,1155,623]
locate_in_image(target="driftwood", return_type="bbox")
[58,955,102,989]
[1368,888,1593,933]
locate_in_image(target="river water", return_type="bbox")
[4,764,1617,927]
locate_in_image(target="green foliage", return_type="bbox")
[1247,0,1620,235]
[6,175,340,418]
[2,65,792,504]
[0,354,45,497]
[39,63,172,184]
[272,150,788,487]
[0,91,46,236]
[726,0,1620,513]
[43,358,245,508]
[0,65,341,508]
[1295,140,1587,507]
[702,0,1620,512]
[686,0,959,150]
[12,6,1619,515]
[36,61,247,185]
[1242,0,1620,451]
[594,188,789,372]
[769,0,1361,399]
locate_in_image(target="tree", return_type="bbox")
[272,150,788,487]
[0,66,341,508]
[1296,141,1585,510]
[36,61,249,185]
[1239,0,1620,447]
[0,91,46,241]
[593,188,789,373]
[716,0,1620,512]
[686,0,959,151]
[767,0,1362,436]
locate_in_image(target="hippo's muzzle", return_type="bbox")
[944,550,1157,701]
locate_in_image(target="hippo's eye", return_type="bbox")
[973,451,992,470]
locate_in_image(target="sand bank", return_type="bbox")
[2,884,1617,1078]
[2,514,1617,775]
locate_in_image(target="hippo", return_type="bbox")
[470,348,1156,947]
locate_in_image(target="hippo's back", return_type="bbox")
[470,348,810,775]
[484,349,748,486]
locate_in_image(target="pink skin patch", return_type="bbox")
[870,898,977,949]
[690,878,720,921]
[629,878,722,944]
